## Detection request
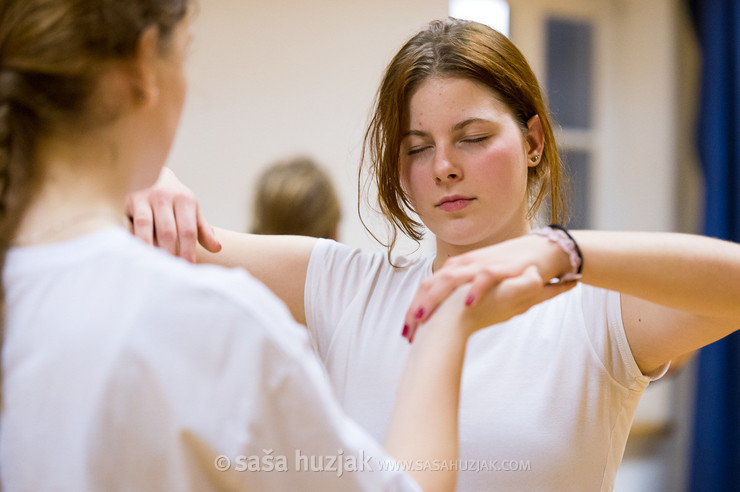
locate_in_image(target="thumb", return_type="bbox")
[196,205,222,253]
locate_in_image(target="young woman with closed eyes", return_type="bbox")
[130,18,740,491]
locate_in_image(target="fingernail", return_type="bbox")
[415,307,424,319]
[402,324,409,337]
[465,295,475,306]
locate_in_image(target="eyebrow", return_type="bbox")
[401,129,427,139]
[452,118,489,132]
[401,118,491,139]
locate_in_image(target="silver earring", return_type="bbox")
[530,154,540,163]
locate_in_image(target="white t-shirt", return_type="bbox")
[0,228,421,492]
[305,239,666,492]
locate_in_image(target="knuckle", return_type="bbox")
[173,191,195,204]
[438,270,455,282]
[179,227,197,241]
[150,189,169,203]
[157,227,177,243]
[132,215,152,228]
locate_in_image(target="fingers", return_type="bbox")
[124,167,216,261]
[173,196,200,263]
[402,264,479,338]
[196,204,222,253]
[402,262,523,340]
[403,264,580,343]
[464,264,522,307]
[404,268,532,344]
[125,192,155,246]
[467,266,576,332]
[499,264,543,300]
[151,190,179,257]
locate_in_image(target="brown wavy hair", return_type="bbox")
[0,0,191,407]
[360,17,567,259]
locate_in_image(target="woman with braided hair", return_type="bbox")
[0,3,542,491]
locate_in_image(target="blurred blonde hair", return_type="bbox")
[251,156,341,239]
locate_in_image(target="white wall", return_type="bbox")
[597,0,679,232]
[168,0,447,254]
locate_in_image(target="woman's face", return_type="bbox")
[399,76,539,249]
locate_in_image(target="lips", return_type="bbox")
[436,195,475,212]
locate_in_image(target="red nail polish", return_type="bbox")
[415,307,424,319]
[402,324,409,337]
[465,295,475,306]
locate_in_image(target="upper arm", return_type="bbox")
[621,293,740,374]
[196,228,317,324]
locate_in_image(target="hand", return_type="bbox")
[403,235,574,338]
[405,265,576,343]
[125,167,222,262]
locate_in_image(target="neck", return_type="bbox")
[13,135,131,246]
[432,220,531,272]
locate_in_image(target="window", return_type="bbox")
[545,18,594,228]
[449,0,510,36]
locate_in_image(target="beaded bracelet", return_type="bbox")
[529,224,583,283]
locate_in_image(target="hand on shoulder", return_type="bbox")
[125,167,222,263]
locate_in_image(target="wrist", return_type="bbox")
[530,225,583,283]
[421,287,478,341]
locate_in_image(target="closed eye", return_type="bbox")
[407,146,431,156]
[462,136,489,144]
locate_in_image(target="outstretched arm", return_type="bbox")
[572,231,740,374]
[402,230,740,375]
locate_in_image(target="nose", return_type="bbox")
[433,147,462,183]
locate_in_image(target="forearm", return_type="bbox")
[572,230,740,318]
[384,298,471,492]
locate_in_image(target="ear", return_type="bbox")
[525,114,545,168]
[130,26,161,108]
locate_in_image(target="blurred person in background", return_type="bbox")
[251,156,341,240]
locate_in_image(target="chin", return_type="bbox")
[435,226,488,248]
